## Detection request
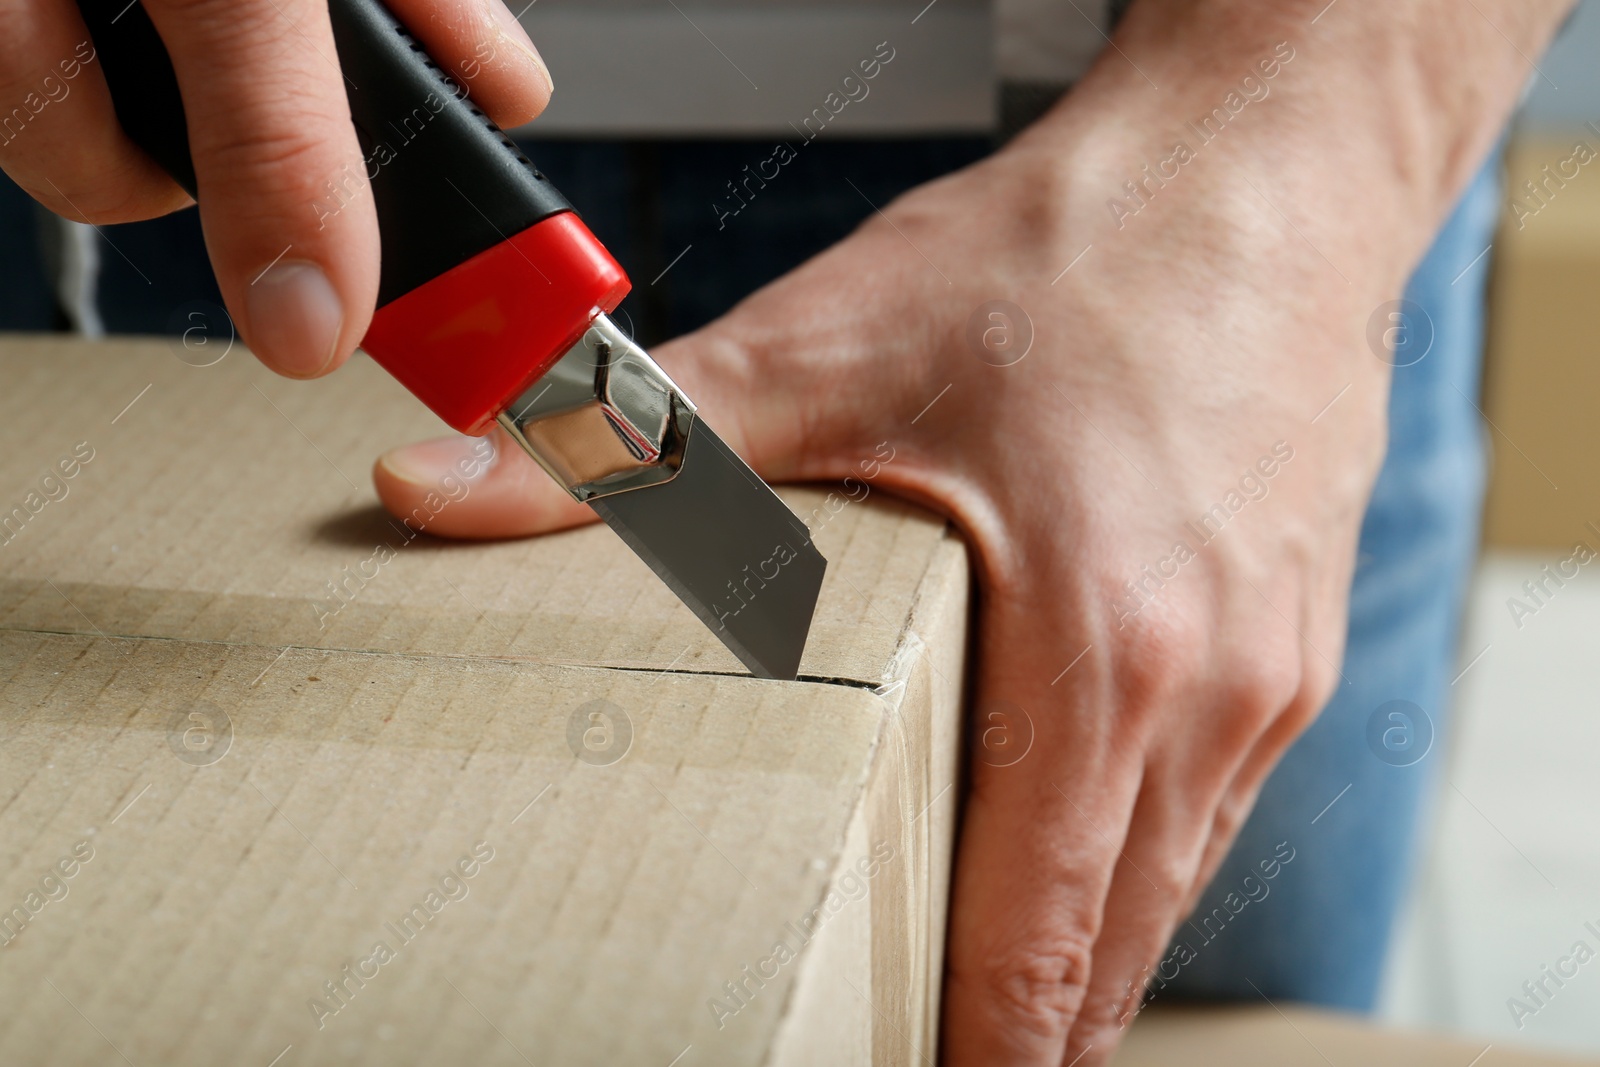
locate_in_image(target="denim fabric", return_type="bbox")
[1160,154,1500,1009]
[0,134,1499,1012]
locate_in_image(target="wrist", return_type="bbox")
[1007,0,1568,294]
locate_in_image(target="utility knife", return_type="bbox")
[76,0,826,680]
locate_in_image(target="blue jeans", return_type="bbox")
[1161,154,1499,1008]
[0,134,1497,1011]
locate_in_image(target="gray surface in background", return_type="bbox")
[510,3,994,136]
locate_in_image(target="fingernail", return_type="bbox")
[489,2,553,93]
[378,436,487,488]
[245,260,343,378]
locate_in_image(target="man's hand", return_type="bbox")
[0,0,551,376]
[370,1,1565,1064]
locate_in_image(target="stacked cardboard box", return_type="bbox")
[1482,131,1600,548]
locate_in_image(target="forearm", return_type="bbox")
[1013,0,1572,300]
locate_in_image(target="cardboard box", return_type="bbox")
[1119,1004,1599,1066]
[1482,131,1600,549]
[4,337,1589,1066]
[0,336,967,1066]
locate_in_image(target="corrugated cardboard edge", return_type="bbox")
[0,334,980,1063]
[767,531,969,1066]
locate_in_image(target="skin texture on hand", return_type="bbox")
[375,3,1573,1063]
[0,0,552,377]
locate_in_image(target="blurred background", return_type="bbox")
[2,0,1599,1056]
[1378,0,1600,1056]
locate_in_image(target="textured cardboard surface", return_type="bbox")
[0,633,877,1065]
[0,336,970,1066]
[0,335,948,684]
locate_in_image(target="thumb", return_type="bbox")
[372,324,821,540]
[373,426,593,539]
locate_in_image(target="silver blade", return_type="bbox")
[588,419,825,680]
[494,313,825,679]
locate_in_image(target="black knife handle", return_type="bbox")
[75,0,572,306]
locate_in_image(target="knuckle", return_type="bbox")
[1292,652,1341,726]
[947,147,1071,247]
[1073,991,1141,1043]
[1210,786,1258,852]
[204,111,325,175]
[1136,851,1195,903]
[201,117,350,212]
[147,0,349,201]
[1221,632,1304,735]
[1107,604,1208,725]
[959,936,1094,1043]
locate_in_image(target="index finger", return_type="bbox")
[144,0,378,378]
